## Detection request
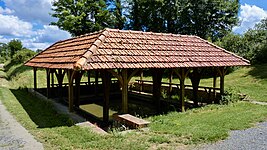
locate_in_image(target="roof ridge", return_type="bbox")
[74,29,109,70]
[193,36,250,63]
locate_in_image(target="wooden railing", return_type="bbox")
[134,79,220,93]
[52,80,118,87]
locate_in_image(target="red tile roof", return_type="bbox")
[25,28,250,70]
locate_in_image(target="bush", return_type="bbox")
[12,49,36,64]
[220,88,240,105]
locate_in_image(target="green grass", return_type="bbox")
[149,103,267,144]
[0,62,267,149]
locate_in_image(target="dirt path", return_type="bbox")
[0,64,44,150]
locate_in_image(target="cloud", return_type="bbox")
[34,25,71,43]
[233,4,267,34]
[26,25,71,50]
[0,14,33,36]
[3,0,56,24]
[0,7,14,14]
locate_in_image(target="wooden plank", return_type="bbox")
[114,114,150,129]
[76,121,107,135]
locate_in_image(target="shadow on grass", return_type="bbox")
[6,64,32,79]
[11,88,73,128]
[247,64,267,79]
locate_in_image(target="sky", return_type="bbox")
[0,0,266,51]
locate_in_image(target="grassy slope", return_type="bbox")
[0,63,266,149]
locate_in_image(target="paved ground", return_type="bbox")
[0,64,43,150]
[195,120,267,150]
[0,99,44,150]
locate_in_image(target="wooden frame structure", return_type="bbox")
[25,28,250,123]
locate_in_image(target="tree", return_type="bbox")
[8,39,23,58]
[107,0,127,29]
[51,0,114,36]
[0,43,9,62]
[217,18,267,64]
[128,0,239,41]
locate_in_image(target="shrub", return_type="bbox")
[220,88,240,105]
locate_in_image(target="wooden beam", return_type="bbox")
[75,71,84,107]
[127,69,141,83]
[51,70,55,89]
[33,67,37,91]
[174,68,189,112]
[121,69,128,113]
[55,69,65,98]
[213,68,217,103]
[95,70,99,96]
[107,69,123,86]
[217,67,227,97]
[180,68,185,112]
[67,70,75,112]
[152,69,164,112]
[87,71,91,87]
[140,70,143,93]
[189,68,202,107]
[168,69,173,100]
[46,68,51,98]
[101,70,111,124]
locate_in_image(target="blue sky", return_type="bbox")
[0,0,266,50]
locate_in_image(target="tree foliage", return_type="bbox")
[51,0,114,36]
[8,39,23,58]
[217,18,267,64]
[128,0,239,41]
[0,43,9,62]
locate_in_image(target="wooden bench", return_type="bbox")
[113,114,150,129]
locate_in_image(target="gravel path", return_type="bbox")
[0,99,44,150]
[196,121,267,150]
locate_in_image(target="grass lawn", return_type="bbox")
[0,63,267,149]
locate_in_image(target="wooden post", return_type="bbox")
[180,68,186,112]
[213,68,217,103]
[101,70,111,124]
[51,70,54,89]
[67,70,75,112]
[95,70,99,96]
[55,69,65,98]
[33,67,37,91]
[140,70,143,93]
[168,69,173,100]
[75,71,83,108]
[108,69,141,114]
[219,67,225,96]
[87,71,91,88]
[46,68,51,98]
[152,69,164,112]
[189,68,202,107]
[122,69,128,113]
